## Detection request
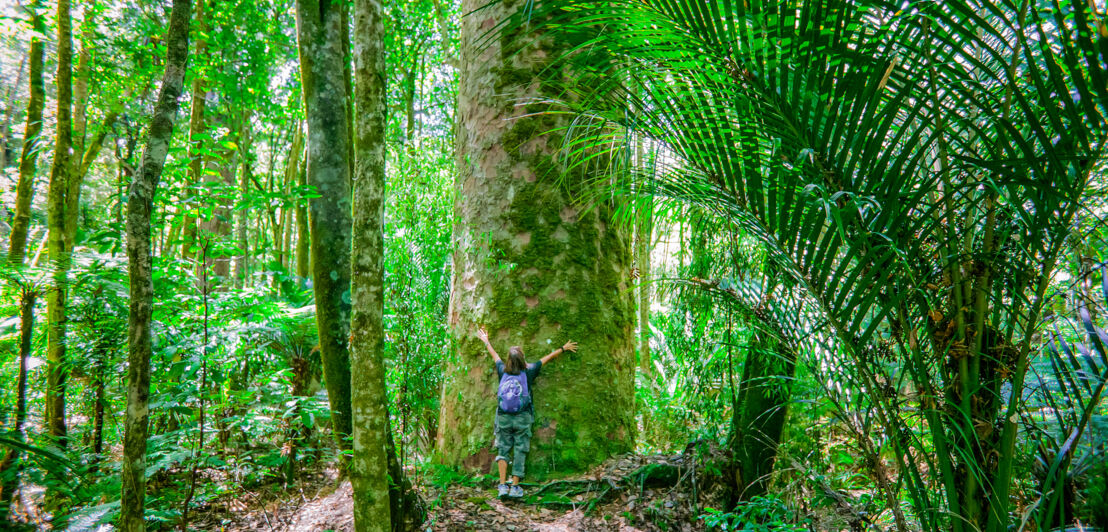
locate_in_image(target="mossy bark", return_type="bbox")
[5,1,45,266]
[350,0,391,527]
[45,0,74,448]
[439,0,636,476]
[120,0,191,529]
[295,155,311,279]
[294,0,354,448]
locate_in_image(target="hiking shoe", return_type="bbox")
[508,484,524,498]
[498,484,510,499]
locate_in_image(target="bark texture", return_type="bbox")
[350,0,391,527]
[120,1,191,529]
[294,0,354,447]
[440,0,636,475]
[45,0,74,447]
[6,2,46,265]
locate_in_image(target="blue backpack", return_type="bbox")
[498,371,531,413]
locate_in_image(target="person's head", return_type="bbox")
[505,346,527,375]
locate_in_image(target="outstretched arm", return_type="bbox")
[541,340,578,365]
[475,326,502,363]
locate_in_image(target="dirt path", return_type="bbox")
[201,453,723,531]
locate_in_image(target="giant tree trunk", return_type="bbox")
[294,0,354,448]
[439,0,636,475]
[120,1,191,529]
[349,0,390,527]
[44,0,74,448]
[6,2,46,265]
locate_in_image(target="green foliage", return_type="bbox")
[526,0,1108,529]
[702,496,809,531]
[2,0,1107,528]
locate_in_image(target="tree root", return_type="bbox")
[523,463,684,514]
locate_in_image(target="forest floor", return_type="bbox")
[196,449,728,531]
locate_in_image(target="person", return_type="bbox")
[475,325,578,499]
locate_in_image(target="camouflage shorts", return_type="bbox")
[494,411,533,478]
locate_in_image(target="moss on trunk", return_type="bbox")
[295,0,354,449]
[5,1,45,266]
[439,0,636,477]
[120,1,192,529]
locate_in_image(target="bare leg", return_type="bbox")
[498,459,508,484]
[511,475,520,485]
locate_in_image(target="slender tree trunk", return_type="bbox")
[236,114,256,288]
[295,154,311,279]
[440,0,636,474]
[0,53,26,171]
[385,422,424,531]
[44,0,74,449]
[269,188,283,291]
[6,3,46,265]
[350,0,391,526]
[0,288,34,521]
[92,343,106,462]
[196,125,237,288]
[294,0,354,449]
[120,1,191,529]
[282,181,294,271]
[72,7,92,166]
[180,0,208,263]
[278,126,303,278]
[403,51,418,157]
[635,140,653,442]
[67,3,93,245]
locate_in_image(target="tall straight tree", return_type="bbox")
[294,0,354,448]
[295,155,311,279]
[439,0,636,474]
[179,0,208,262]
[349,0,390,527]
[5,0,45,265]
[0,54,26,171]
[44,0,74,446]
[0,281,36,521]
[120,0,192,529]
